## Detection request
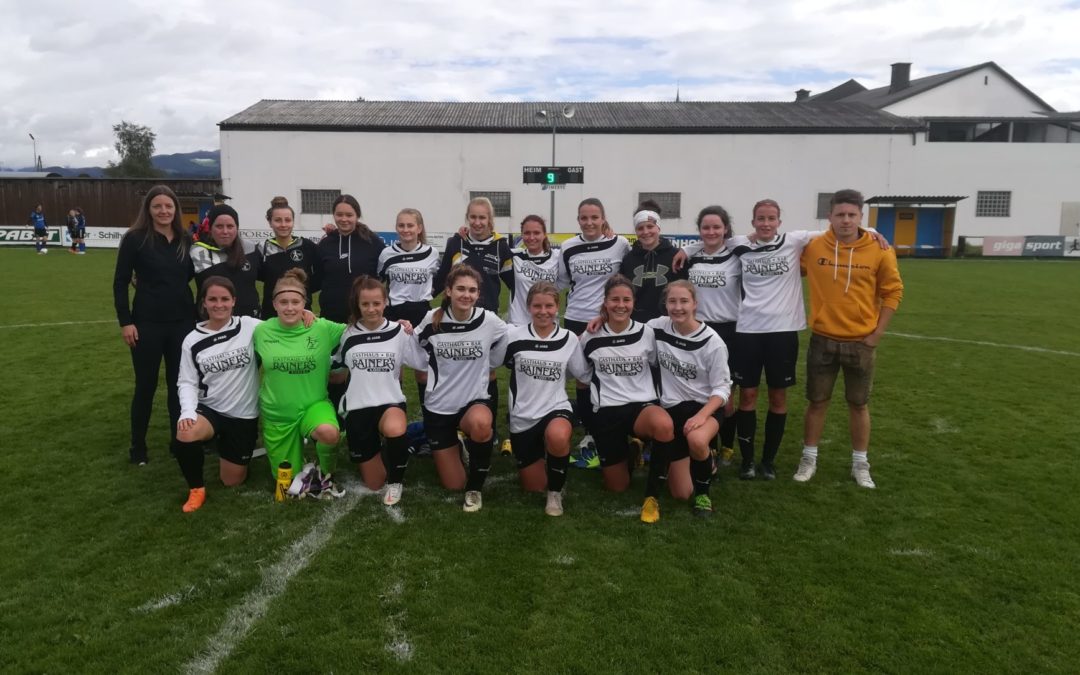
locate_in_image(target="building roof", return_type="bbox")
[806,79,868,103]
[219,100,922,134]
[838,62,1055,112]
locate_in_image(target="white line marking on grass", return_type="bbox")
[184,482,372,674]
[889,548,933,557]
[887,331,1080,357]
[931,417,958,434]
[385,506,406,524]
[0,319,114,329]
[381,578,414,662]
[613,508,640,517]
[552,555,576,566]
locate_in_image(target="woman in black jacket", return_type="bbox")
[315,194,385,323]
[191,203,261,317]
[112,185,195,465]
[620,200,680,323]
[257,196,320,318]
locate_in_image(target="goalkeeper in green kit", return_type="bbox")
[253,268,347,498]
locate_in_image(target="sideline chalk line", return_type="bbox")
[184,481,374,674]
[887,331,1080,357]
[0,319,113,329]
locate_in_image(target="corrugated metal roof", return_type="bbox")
[806,79,868,103]
[219,100,922,133]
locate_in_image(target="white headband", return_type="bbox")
[634,210,660,227]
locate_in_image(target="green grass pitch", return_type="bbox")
[2,248,1079,672]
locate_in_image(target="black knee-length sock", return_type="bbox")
[172,440,205,489]
[762,411,787,466]
[546,452,569,493]
[736,410,757,465]
[691,456,712,497]
[385,434,410,484]
[465,438,492,491]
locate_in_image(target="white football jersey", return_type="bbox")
[178,316,261,421]
[684,240,744,324]
[733,230,816,333]
[378,243,440,306]
[578,320,659,411]
[508,248,562,326]
[648,317,731,408]
[558,234,632,322]
[332,319,429,412]
[414,308,508,415]
[504,323,589,433]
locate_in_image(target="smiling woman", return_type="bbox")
[191,203,262,317]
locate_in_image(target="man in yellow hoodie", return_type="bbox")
[795,190,903,489]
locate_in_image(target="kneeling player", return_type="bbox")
[504,282,589,516]
[332,276,428,505]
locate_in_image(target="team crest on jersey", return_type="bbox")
[306,336,319,350]
[241,261,252,272]
[290,250,304,262]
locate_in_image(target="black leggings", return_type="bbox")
[129,319,192,450]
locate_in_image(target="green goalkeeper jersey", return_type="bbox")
[253,317,346,423]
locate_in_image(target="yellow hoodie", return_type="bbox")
[801,229,903,340]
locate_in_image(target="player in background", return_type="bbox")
[331,275,428,504]
[257,196,320,319]
[795,189,903,489]
[191,204,262,317]
[414,264,508,512]
[28,203,48,254]
[379,208,440,416]
[174,277,267,512]
[503,282,590,516]
[316,194,384,323]
[620,199,679,322]
[252,268,346,498]
[112,186,194,466]
[645,281,732,521]
[682,205,743,466]
[578,275,674,496]
[559,198,632,468]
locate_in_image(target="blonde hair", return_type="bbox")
[526,280,560,309]
[397,208,428,245]
[663,279,697,303]
[274,267,308,300]
[465,197,495,238]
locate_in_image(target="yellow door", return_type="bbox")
[895,209,917,256]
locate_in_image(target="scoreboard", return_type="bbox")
[523,166,585,185]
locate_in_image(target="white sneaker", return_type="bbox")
[544,491,564,517]
[793,456,817,482]
[852,461,876,489]
[462,490,483,512]
[383,482,403,506]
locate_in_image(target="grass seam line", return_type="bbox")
[183,485,371,674]
[886,331,1080,357]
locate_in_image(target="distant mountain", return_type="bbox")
[17,150,221,178]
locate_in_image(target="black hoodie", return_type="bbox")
[316,229,386,323]
[619,236,679,322]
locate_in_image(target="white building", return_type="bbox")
[219,61,1080,254]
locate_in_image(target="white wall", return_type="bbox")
[884,66,1053,117]
[221,128,1080,243]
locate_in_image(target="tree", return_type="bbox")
[103,121,161,177]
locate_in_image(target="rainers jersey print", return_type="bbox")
[508,247,562,326]
[578,320,658,411]
[559,234,632,322]
[178,316,261,421]
[332,319,429,412]
[378,243,440,306]
[732,231,815,333]
[414,308,508,415]
[504,324,589,433]
[684,242,744,324]
[648,317,732,409]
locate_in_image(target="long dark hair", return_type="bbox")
[433,264,483,332]
[347,275,388,326]
[206,210,247,269]
[129,185,189,261]
[196,275,236,320]
[598,274,635,325]
[333,194,376,242]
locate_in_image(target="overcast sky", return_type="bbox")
[2,0,1078,170]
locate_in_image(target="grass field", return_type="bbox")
[2,248,1079,673]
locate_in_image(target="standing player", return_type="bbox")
[191,204,262,317]
[646,281,732,520]
[258,196,320,319]
[379,208,440,414]
[66,209,79,254]
[683,205,743,464]
[28,203,48,254]
[578,275,674,497]
[414,265,508,512]
[332,275,428,503]
[113,186,194,465]
[316,194,385,323]
[503,282,589,516]
[620,200,679,323]
[253,268,346,498]
[795,190,903,488]
[173,277,262,512]
[507,215,561,326]
[560,198,632,466]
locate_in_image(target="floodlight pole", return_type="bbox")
[29,133,37,171]
[549,115,557,231]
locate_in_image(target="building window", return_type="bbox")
[976,191,1011,217]
[637,192,681,218]
[816,192,833,219]
[301,189,341,214]
[469,191,511,217]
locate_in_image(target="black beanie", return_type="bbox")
[207,203,239,227]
